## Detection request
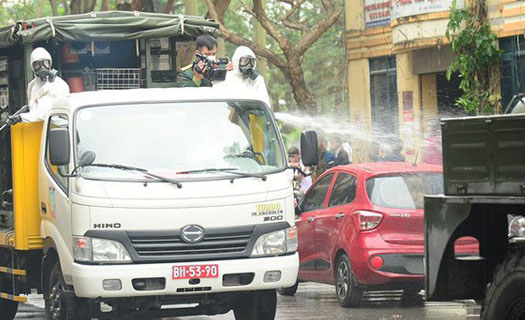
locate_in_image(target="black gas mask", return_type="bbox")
[239,56,257,80]
[32,59,57,82]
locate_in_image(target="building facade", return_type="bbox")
[345,0,525,163]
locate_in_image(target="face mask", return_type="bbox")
[35,67,57,82]
[33,59,56,82]
[239,56,256,79]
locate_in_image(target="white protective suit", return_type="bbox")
[216,46,271,108]
[22,47,70,122]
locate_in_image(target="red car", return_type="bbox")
[282,162,476,307]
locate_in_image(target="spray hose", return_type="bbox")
[0,105,29,133]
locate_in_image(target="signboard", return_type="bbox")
[402,91,414,122]
[392,0,463,19]
[365,0,391,28]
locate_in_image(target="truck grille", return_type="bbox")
[127,227,254,259]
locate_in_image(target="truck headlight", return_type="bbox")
[509,215,525,238]
[73,236,132,263]
[251,227,297,257]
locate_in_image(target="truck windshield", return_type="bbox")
[365,173,443,209]
[75,101,285,181]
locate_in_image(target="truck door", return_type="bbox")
[40,115,73,257]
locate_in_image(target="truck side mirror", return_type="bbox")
[300,130,318,166]
[49,128,70,166]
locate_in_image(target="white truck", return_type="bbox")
[0,12,300,320]
[3,87,298,320]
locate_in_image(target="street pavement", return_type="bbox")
[15,283,481,320]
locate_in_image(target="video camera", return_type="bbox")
[193,53,228,81]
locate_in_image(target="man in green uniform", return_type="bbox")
[177,35,219,87]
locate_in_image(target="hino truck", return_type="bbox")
[0,12,298,320]
[424,113,525,319]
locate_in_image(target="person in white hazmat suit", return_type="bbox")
[6,47,69,125]
[216,46,271,108]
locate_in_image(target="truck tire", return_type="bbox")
[482,248,525,320]
[400,288,424,307]
[0,296,18,320]
[334,254,362,308]
[1,273,19,320]
[45,262,90,320]
[277,281,299,296]
[233,290,277,320]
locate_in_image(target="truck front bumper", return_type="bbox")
[71,253,298,298]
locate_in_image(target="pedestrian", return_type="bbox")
[423,121,442,165]
[331,136,350,165]
[383,137,405,162]
[215,46,271,107]
[312,139,336,180]
[288,147,312,196]
[5,47,69,125]
[177,34,233,88]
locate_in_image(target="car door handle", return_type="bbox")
[307,217,315,222]
[335,213,345,219]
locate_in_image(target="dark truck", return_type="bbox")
[425,113,525,319]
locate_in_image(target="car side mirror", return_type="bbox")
[300,130,318,166]
[49,128,70,166]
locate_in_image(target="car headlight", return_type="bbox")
[251,227,297,257]
[73,236,132,263]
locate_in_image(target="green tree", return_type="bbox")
[446,0,502,114]
[205,0,343,113]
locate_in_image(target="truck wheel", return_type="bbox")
[45,262,90,320]
[277,281,299,296]
[482,248,525,320]
[335,254,362,308]
[400,289,424,307]
[233,290,277,320]
[0,294,18,320]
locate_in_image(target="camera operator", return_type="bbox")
[177,35,233,88]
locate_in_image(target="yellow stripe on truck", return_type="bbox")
[0,266,26,276]
[11,122,44,251]
[0,292,27,302]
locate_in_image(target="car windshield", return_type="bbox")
[365,173,443,209]
[75,101,285,181]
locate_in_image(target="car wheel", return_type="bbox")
[45,262,90,320]
[335,254,362,308]
[277,281,299,296]
[233,290,277,320]
[482,248,525,320]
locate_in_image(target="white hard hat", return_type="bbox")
[30,47,52,71]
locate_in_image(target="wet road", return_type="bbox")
[16,283,480,320]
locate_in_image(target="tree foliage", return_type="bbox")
[445,0,502,114]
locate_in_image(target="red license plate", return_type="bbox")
[172,264,219,279]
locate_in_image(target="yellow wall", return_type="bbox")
[347,58,372,163]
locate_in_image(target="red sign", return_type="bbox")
[403,110,414,122]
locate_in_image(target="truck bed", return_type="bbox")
[442,114,525,196]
